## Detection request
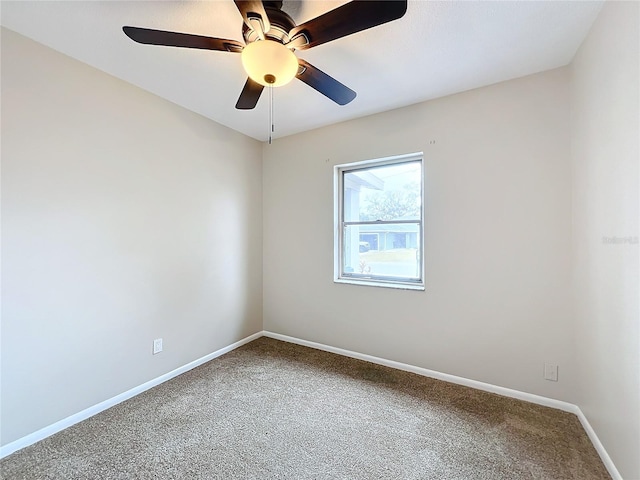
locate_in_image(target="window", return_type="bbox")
[334,153,424,290]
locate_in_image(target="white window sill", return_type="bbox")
[334,277,425,291]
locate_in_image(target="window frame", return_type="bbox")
[334,152,425,290]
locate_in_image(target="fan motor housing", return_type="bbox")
[242,2,296,45]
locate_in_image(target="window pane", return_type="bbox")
[343,223,421,281]
[343,161,421,222]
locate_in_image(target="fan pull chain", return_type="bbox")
[268,85,274,145]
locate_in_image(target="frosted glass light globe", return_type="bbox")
[241,40,298,87]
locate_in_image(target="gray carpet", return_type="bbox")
[1,337,610,479]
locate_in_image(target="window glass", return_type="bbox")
[343,162,421,222]
[335,154,424,289]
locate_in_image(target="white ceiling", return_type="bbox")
[1,0,603,142]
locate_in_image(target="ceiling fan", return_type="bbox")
[123,0,408,110]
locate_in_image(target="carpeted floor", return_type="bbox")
[1,337,610,479]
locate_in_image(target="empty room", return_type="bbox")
[1,0,638,479]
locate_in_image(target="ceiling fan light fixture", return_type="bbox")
[241,40,298,87]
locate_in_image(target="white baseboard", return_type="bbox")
[263,331,622,480]
[263,331,575,411]
[574,409,622,480]
[0,331,262,459]
[1,329,622,480]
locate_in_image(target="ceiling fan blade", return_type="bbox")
[296,59,356,106]
[289,0,407,51]
[236,77,265,109]
[123,26,244,52]
[234,1,271,39]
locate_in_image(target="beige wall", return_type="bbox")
[263,68,575,402]
[570,1,640,478]
[1,28,263,445]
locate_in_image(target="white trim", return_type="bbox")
[263,331,574,412]
[0,331,263,459]
[334,277,425,291]
[263,331,621,480]
[336,151,424,170]
[574,409,622,480]
[334,152,425,290]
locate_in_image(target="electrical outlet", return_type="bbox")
[153,338,163,355]
[544,363,558,382]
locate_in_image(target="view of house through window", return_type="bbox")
[335,153,424,289]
